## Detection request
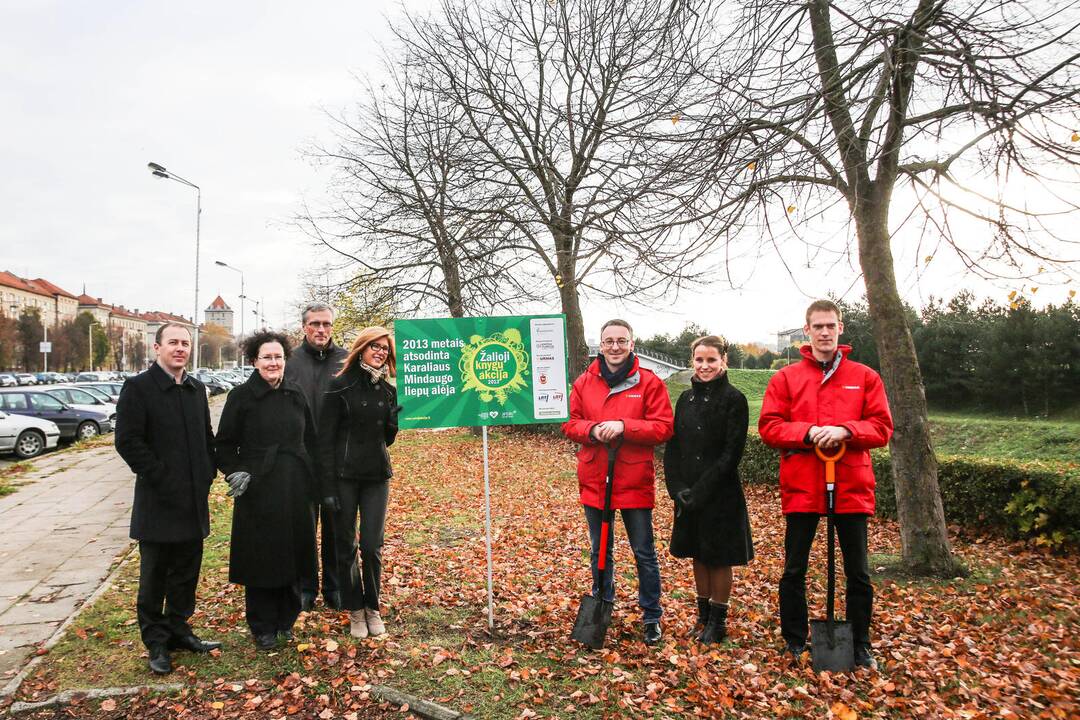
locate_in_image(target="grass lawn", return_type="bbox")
[13,429,1079,719]
[668,369,1080,462]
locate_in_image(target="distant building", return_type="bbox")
[204,295,234,334]
[0,271,78,326]
[776,327,808,352]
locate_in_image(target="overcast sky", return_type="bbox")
[2,1,1074,351]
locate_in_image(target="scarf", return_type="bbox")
[359,361,388,383]
[598,352,636,388]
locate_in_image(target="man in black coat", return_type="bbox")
[115,322,221,675]
[283,302,348,610]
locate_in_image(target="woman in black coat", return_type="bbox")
[663,335,753,644]
[319,326,400,640]
[215,331,326,651]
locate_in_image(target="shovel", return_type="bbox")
[571,442,620,649]
[810,441,855,673]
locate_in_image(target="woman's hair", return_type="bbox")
[338,326,396,378]
[243,330,292,366]
[690,334,729,357]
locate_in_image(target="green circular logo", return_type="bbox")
[471,342,518,389]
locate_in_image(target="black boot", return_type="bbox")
[700,602,728,644]
[694,597,711,640]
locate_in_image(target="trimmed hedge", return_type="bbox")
[737,435,1080,549]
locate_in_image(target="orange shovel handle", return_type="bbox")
[813,442,847,463]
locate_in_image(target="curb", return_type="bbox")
[6,683,470,719]
[0,541,137,700]
[371,685,473,720]
[7,683,183,715]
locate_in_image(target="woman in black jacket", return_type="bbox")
[319,326,399,639]
[663,335,753,644]
[215,331,326,650]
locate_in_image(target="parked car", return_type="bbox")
[15,373,38,386]
[0,409,60,459]
[35,372,67,385]
[193,373,231,396]
[75,382,122,402]
[0,390,111,441]
[74,371,113,382]
[41,387,118,428]
[0,374,17,387]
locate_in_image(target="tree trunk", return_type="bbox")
[558,279,589,380]
[856,212,963,576]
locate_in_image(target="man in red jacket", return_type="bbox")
[759,300,893,669]
[563,319,674,645]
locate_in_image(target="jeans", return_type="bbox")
[583,505,662,622]
[779,513,872,648]
[136,539,203,649]
[334,479,390,611]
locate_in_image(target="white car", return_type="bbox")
[0,410,60,459]
[40,387,118,429]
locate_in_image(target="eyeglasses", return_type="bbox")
[306,321,332,329]
[258,355,285,363]
[600,338,631,348]
[368,343,390,354]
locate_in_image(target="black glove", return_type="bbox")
[226,471,252,498]
[322,496,341,512]
[675,488,696,514]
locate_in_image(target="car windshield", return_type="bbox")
[78,386,112,401]
[29,393,64,411]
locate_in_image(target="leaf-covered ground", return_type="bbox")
[11,429,1079,719]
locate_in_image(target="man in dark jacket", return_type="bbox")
[115,322,221,675]
[283,302,348,610]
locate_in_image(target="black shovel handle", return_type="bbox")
[596,440,621,572]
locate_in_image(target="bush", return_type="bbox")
[738,437,1080,549]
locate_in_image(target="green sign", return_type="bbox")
[397,314,569,429]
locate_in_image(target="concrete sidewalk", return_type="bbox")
[0,445,136,684]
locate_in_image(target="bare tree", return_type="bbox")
[704,0,1080,574]
[301,51,537,320]
[395,0,726,374]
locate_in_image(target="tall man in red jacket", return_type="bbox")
[759,300,893,669]
[563,319,674,645]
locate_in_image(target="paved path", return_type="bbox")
[0,445,134,682]
[0,397,225,688]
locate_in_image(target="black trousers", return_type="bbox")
[334,479,390,611]
[244,585,301,636]
[779,513,872,648]
[136,539,203,649]
[299,502,339,598]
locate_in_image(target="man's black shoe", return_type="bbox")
[300,592,316,612]
[643,622,662,646]
[323,591,343,610]
[148,645,172,675]
[253,633,278,652]
[785,643,808,661]
[854,645,878,670]
[278,629,294,643]
[168,634,222,653]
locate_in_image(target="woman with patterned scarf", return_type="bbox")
[318,326,401,639]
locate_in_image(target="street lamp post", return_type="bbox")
[214,259,245,340]
[148,161,201,369]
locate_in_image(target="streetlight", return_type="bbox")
[148,161,202,369]
[214,260,245,341]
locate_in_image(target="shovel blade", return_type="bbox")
[570,595,613,649]
[809,619,855,673]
